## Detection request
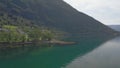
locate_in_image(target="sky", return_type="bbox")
[64,0,120,25]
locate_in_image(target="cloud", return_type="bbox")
[64,0,120,25]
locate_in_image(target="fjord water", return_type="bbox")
[0,36,120,68]
[65,36,120,68]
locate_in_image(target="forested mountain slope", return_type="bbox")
[0,0,118,36]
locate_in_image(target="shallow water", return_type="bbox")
[0,36,119,68]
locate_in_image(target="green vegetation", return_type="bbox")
[0,0,117,42]
[0,13,34,27]
[0,25,55,43]
[0,0,117,36]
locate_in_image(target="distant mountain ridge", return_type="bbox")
[109,25,120,32]
[0,0,118,37]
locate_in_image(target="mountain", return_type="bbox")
[0,0,118,37]
[109,25,120,32]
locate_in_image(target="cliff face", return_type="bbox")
[0,0,118,36]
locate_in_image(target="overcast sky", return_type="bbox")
[64,0,120,25]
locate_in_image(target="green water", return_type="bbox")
[0,36,120,68]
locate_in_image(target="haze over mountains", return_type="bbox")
[0,0,118,37]
[109,25,120,32]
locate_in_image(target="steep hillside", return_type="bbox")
[0,0,118,36]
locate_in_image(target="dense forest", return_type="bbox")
[0,0,119,43]
[0,25,55,43]
[0,0,118,35]
[0,13,34,27]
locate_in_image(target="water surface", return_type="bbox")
[0,36,119,68]
[65,37,120,68]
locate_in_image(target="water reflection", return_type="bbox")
[0,44,53,59]
[0,36,115,68]
[65,36,120,68]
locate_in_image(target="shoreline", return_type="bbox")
[48,40,76,45]
[0,40,76,46]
